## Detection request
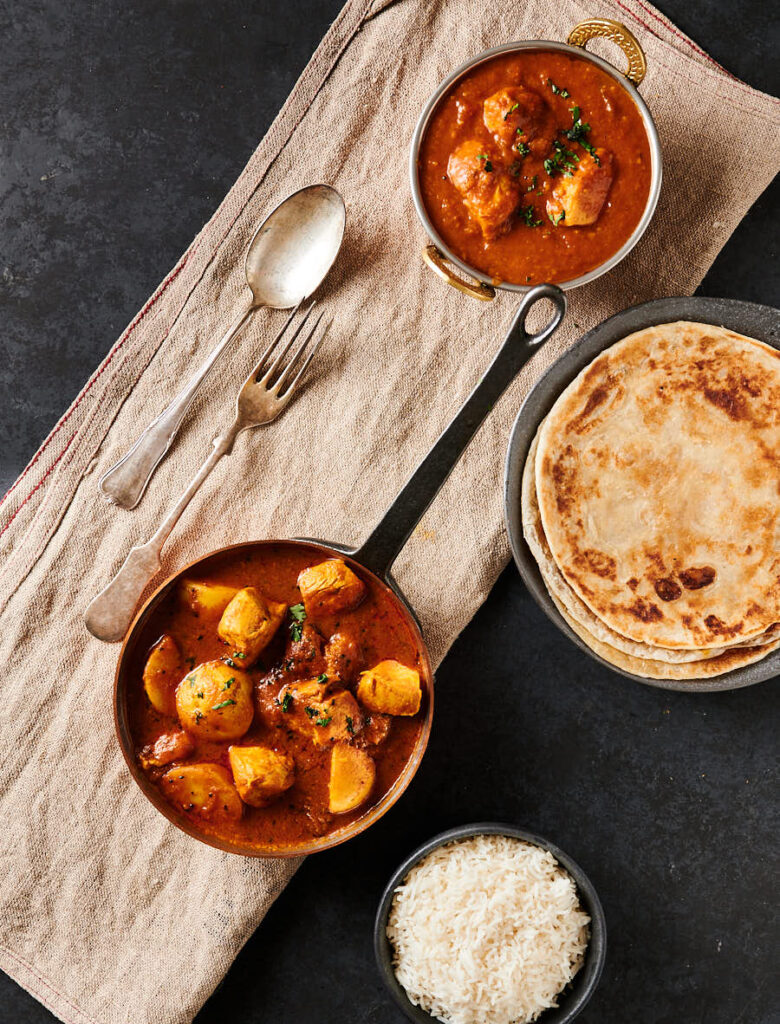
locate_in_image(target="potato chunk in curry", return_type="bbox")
[297,559,366,617]
[143,634,182,716]
[483,87,553,158]
[179,580,239,618]
[283,680,361,747]
[176,661,254,740]
[162,763,243,822]
[228,746,295,808]
[546,149,614,227]
[328,745,375,814]
[217,587,287,665]
[357,660,422,716]
[447,139,521,241]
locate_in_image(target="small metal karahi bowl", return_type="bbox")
[374,822,607,1024]
[409,19,662,301]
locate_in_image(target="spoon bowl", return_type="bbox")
[245,183,347,308]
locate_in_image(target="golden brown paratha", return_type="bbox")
[536,323,780,650]
[548,588,780,680]
[522,429,780,663]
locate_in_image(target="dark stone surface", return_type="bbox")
[0,2,777,1023]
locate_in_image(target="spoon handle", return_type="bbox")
[98,303,256,510]
[85,430,238,641]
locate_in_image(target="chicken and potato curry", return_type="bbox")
[126,545,428,851]
[418,50,652,285]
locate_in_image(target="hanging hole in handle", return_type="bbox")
[568,18,647,85]
[422,245,496,301]
[513,283,567,347]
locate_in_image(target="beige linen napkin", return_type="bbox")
[1,1,778,1021]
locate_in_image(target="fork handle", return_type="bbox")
[99,303,256,510]
[85,429,239,641]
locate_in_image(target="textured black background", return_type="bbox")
[1,2,778,1022]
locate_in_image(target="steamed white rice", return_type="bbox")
[386,835,590,1024]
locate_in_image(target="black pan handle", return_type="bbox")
[352,283,566,581]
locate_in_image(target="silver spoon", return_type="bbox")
[98,183,346,510]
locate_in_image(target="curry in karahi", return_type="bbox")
[127,545,428,850]
[418,50,652,285]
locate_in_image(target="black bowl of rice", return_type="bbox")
[374,823,606,1024]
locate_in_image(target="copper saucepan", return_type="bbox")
[409,18,663,301]
[114,283,567,856]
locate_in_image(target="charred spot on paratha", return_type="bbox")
[654,578,682,602]
[574,548,616,580]
[704,614,743,638]
[549,448,577,514]
[703,385,749,422]
[679,566,716,590]
[627,598,663,623]
[566,375,624,435]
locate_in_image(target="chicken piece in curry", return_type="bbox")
[128,545,427,850]
[418,50,652,285]
[546,148,614,227]
[482,86,554,158]
[447,139,521,240]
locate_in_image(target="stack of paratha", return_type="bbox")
[522,322,780,680]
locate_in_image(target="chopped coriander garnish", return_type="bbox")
[503,101,519,120]
[548,209,566,226]
[196,691,204,699]
[515,139,530,156]
[526,175,538,192]
[520,205,542,227]
[213,699,236,710]
[564,107,600,164]
[346,715,355,735]
[223,677,235,689]
[304,706,317,719]
[281,692,293,712]
[476,153,494,172]
[544,139,579,177]
[233,652,246,660]
[223,657,237,668]
[289,603,306,640]
[315,716,332,728]
[317,673,328,683]
[547,79,570,97]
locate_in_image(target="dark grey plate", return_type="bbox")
[504,296,780,693]
[374,822,607,1024]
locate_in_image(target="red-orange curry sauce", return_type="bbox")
[418,50,653,285]
[125,544,428,852]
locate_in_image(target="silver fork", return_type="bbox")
[84,302,331,642]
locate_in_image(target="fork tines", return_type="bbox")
[253,300,330,397]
